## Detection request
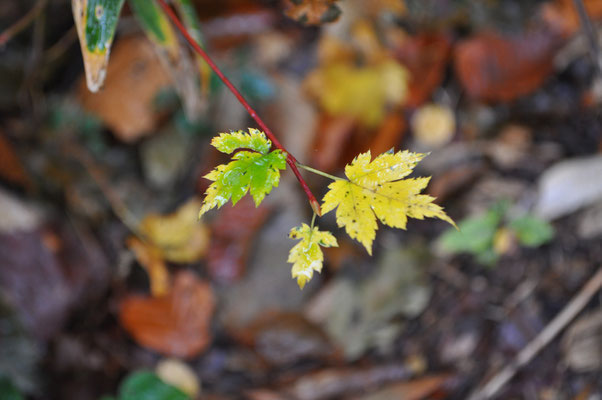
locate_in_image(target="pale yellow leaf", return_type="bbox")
[322,150,455,254]
[288,223,337,289]
[140,199,209,263]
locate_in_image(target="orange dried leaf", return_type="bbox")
[119,271,215,358]
[79,36,171,142]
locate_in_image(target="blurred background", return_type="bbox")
[0,0,601,399]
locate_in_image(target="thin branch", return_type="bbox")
[155,0,321,216]
[0,0,48,47]
[468,267,602,400]
[572,0,602,75]
[63,143,142,236]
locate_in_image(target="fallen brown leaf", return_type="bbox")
[542,0,602,37]
[454,30,564,102]
[395,33,452,107]
[79,35,170,142]
[310,115,356,173]
[0,131,30,188]
[367,112,407,158]
[119,271,215,358]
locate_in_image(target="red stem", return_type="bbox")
[156,0,321,216]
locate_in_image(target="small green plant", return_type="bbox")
[438,201,554,266]
[101,371,189,400]
[0,376,24,400]
[73,0,455,288]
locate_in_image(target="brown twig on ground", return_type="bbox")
[44,25,77,63]
[0,0,48,47]
[63,143,141,236]
[468,267,602,400]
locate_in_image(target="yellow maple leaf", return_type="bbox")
[321,150,455,255]
[288,223,338,289]
[304,59,408,127]
[140,199,209,263]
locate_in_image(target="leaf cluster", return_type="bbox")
[200,130,454,288]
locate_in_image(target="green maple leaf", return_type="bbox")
[199,129,287,216]
[288,223,337,289]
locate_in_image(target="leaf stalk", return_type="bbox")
[296,163,343,181]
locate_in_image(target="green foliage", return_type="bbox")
[84,0,126,53]
[439,203,504,259]
[199,129,287,216]
[128,0,173,44]
[509,216,555,247]
[103,371,189,400]
[439,201,554,266]
[0,377,24,400]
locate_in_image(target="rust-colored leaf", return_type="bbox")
[0,131,30,188]
[79,36,171,142]
[366,113,407,158]
[119,271,215,358]
[284,0,342,25]
[310,115,357,173]
[454,30,564,102]
[208,197,270,283]
[543,0,602,37]
[395,33,452,107]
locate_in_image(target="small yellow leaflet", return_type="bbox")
[288,223,337,289]
[321,150,455,254]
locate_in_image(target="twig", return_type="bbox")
[155,0,321,216]
[63,143,142,236]
[44,25,77,63]
[0,0,48,47]
[572,0,602,75]
[468,267,602,400]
